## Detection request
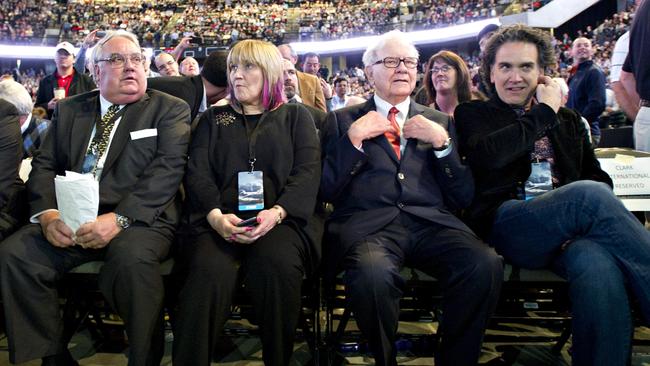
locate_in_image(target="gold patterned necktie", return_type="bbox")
[385,106,401,159]
[81,104,120,175]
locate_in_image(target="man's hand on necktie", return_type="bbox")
[75,213,121,249]
[347,111,392,147]
[403,115,449,148]
[40,211,75,247]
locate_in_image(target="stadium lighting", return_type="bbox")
[290,18,501,55]
[0,18,499,60]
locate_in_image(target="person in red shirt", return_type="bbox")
[34,42,95,119]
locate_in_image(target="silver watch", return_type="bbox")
[116,214,133,229]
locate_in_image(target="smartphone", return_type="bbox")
[236,217,258,227]
[96,30,106,38]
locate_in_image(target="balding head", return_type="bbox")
[572,37,593,64]
[155,52,180,76]
[277,44,297,64]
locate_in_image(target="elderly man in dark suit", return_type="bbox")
[320,30,502,366]
[0,99,23,240]
[0,30,190,366]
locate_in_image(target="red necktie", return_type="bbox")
[385,106,401,159]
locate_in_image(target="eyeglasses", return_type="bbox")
[373,57,418,69]
[96,53,145,68]
[431,65,453,74]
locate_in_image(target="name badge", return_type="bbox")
[238,171,264,211]
[524,161,553,200]
[130,128,158,140]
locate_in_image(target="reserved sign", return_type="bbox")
[598,156,650,196]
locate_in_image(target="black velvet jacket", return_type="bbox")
[455,96,613,238]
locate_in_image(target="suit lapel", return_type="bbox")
[100,93,150,180]
[70,93,100,172]
[402,100,426,161]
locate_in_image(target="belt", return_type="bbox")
[640,99,650,108]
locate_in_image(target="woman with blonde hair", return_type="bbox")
[173,40,321,365]
[423,50,472,115]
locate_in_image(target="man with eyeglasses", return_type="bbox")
[320,30,502,366]
[0,30,190,366]
[35,41,95,119]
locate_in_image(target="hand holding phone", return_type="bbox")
[236,217,258,227]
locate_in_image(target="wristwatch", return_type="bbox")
[115,214,133,229]
[433,137,452,151]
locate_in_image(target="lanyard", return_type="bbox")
[242,110,265,172]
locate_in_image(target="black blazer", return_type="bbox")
[147,75,204,122]
[185,103,322,270]
[455,96,613,238]
[0,99,22,211]
[34,68,96,119]
[320,97,475,250]
[28,89,191,230]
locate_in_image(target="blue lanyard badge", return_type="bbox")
[238,171,264,211]
[524,161,553,200]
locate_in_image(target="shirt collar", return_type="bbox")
[99,94,124,116]
[373,95,410,123]
[21,112,32,134]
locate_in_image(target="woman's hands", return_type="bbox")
[206,205,287,244]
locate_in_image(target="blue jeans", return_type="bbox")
[490,180,650,366]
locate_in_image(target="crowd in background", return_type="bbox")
[0,0,636,107]
[1,0,549,47]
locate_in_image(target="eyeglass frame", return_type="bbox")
[430,64,454,74]
[373,57,419,69]
[95,53,146,68]
[429,64,456,75]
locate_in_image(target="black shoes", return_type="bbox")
[41,350,79,366]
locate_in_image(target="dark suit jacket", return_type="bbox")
[34,68,96,119]
[147,75,204,122]
[28,89,191,230]
[455,96,613,238]
[0,99,22,211]
[298,71,327,112]
[320,97,475,251]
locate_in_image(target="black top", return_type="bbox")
[0,99,22,211]
[147,75,204,122]
[185,102,322,270]
[185,102,321,235]
[455,97,613,238]
[623,0,650,100]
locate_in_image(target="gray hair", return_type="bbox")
[0,79,33,115]
[362,30,419,68]
[90,30,141,66]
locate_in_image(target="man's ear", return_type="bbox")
[364,66,374,85]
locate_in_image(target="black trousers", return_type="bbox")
[0,223,172,365]
[172,224,307,366]
[341,214,503,366]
